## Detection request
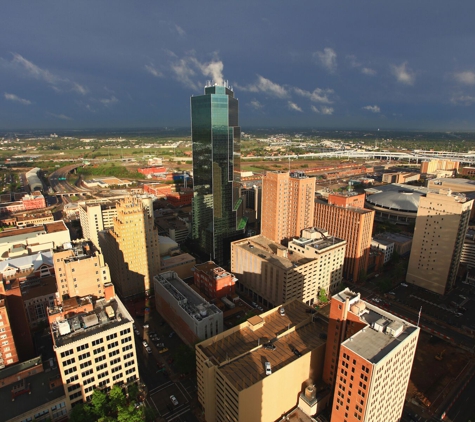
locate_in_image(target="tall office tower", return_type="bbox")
[54,242,112,301]
[323,289,419,422]
[314,197,374,282]
[48,285,139,409]
[261,171,315,244]
[0,296,20,368]
[406,190,473,294]
[231,229,346,308]
[79,196,154,249]
[191,82,244,264]
[99,196,160,299]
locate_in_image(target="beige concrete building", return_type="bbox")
[420,159,459,175]
[79,195,154,249]
[196,299,328,422]
[48,293,139,409]
[54,242,112,301]
[99,196,160,299]
[261,171,315,244]
[0,221,70,260]
[231,229,346,308]
[407,190,473,294]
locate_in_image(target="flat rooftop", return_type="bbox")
[334,289,418,363]
[50,295,132,348]
[155,272,221,321]
[234,236,313,269]
[1,364,65,422]
[199,300,328,391]
[161,253,195,268]
[315,198,373,214]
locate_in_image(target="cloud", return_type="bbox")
[48,112,72,120]
[174,24,186,37]
[391,62,415,85]
[99,96,118,106]
[451,94,475,106]
[287,101,302,112]
[346,55,376,76]
[238,75,288,98]
[320,106,334,115]
[294,87,334,104]
[361,67,376,76]
[250,99,263,109]
[168,53,225,89]
[314,48,337,73]
[454,71,475,85]
[8,53,88,94]
[363,105,381,113]
[4,93,31,105]
[311,105,334,115]
[145,64,163,78]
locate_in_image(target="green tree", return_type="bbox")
[90,389,108,418]
[109,385,126,411]
[318,288,328,303]
[68,403,91,422]
[117,404,145,422]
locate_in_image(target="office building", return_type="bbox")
[328,192,365,209]
[231,229,346,308]
[196,299,328,422]
[0,297,20,368]
[406,190,473,294]
[261,171,315,244]
[154,271,223,344]
[48,289,139,409]
[314,199,374,282]
[0,221,70,260]
[54,242,111,301]
[420,159,459,175]
[79,195,154,249]
[99,196,160,299]
[370,238,394,264]
[323,289,419,422]
[191,82,244,264]
[194,261,237,300]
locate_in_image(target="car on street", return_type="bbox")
[145,346,152,354]
[401,283,408,287]
[169,332,175,338]
[134,329,140,336]
[159,347,169,354]
[142,340,148,348]
[265,361,272,375]
[170,395,179,406]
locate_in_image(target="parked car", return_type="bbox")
[159,347,169,354]
[145,346,152,354]
[292,348,302,357]
[169,332,175,338]
[279,307,285,316]
[134,329,140,336]
[265,361,272,375]
[263,342,276,350]
[170,395,179,406]
[142,340,148,348]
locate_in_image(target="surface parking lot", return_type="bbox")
[148,380,193,421]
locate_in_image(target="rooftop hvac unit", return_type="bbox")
[305,385,316,401]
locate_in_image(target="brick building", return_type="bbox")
[194,261,237,299]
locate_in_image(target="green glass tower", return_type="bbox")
[191,83,244,264]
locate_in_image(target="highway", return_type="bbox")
[48,164,91,198]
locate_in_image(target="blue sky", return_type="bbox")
[1,1,475,131]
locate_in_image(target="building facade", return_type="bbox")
[314,200,374,282]
[231,230,346,308]
[49,294,139,409]
[0,297,19,368]
[191,83,244,264]
[154,271,223,345]
[323,289,419,422]
[99,196,160,299]
[406,190,473,294]
[194,261,237,300]
[261,171,315,244]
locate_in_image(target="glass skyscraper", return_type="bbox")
[191,83,244,264]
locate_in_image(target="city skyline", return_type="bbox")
[1,2,475,131]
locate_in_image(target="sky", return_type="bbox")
[1,1,475,131]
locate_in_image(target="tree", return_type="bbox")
[68,403,91,422]
[108,385,126,411]
[318,288,328,304]
[90,389,108,418]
